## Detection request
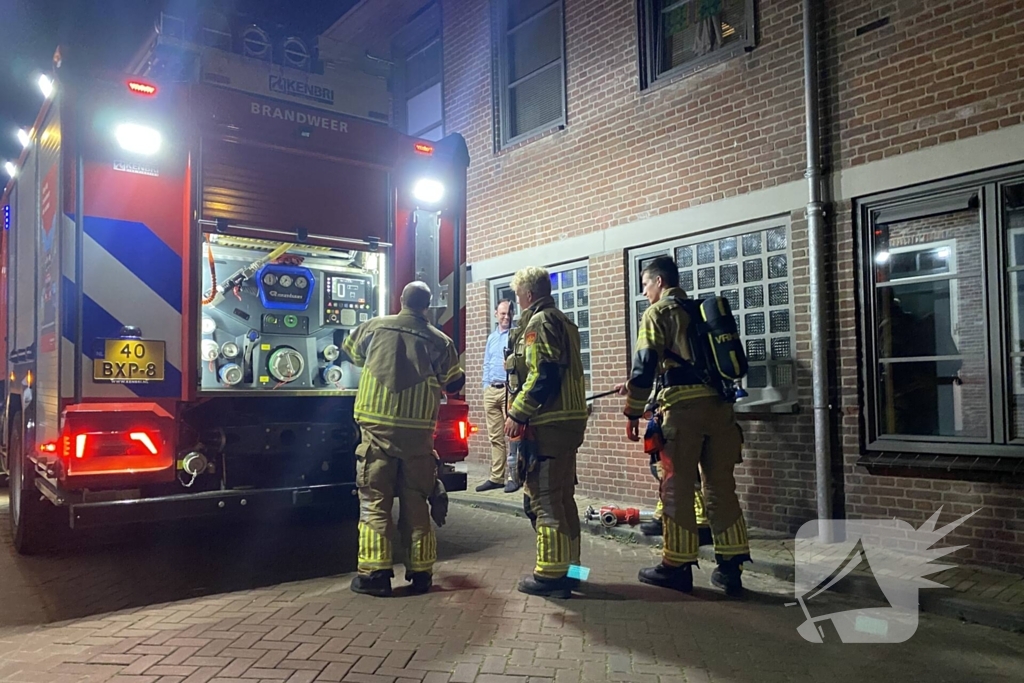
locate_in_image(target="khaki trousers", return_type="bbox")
[483,386,508,484]
[522,422,586,578]
[355,424,437,576]
[659,397,750,566]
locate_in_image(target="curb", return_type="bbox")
[450,493,1024,634]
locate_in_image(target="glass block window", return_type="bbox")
[629,221,796,403]
[492,260,591,391]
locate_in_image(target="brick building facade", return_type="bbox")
[325,0,1024,572]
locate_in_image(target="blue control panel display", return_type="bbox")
[257,264,315,311]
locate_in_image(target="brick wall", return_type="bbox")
[431,0,1024,571]
[826,0,1024,169]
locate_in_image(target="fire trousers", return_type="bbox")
[659,397,750,567]
[483,385,509,484]
[653,460,708,527]
[522,422,586,579]
[355,424,437,576]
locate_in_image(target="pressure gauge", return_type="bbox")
[322,364,344,384]
[201,339,219,361]
[279,274,293,287]
[201,316,217,335]
[262,272,277,286]
[295,276,309,289]
[268,347,304,382]
[219,363,243,386]
[221,341,240,359]
[322,344,340,362]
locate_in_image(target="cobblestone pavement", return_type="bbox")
[1,492,1023,683]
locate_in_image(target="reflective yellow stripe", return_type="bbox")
[712,517,750,558]
[342,334,364,365]
[528,410,589,426]
[535,526,571,577]
[358,522,393,573]
[409,531,437,572]
[354,372,441,428]
[694,488,708,528]
[662,516,699,566]
[441,364,464,383]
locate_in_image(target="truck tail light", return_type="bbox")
[64,428,167,473]
[458,420,468,441]
[56,403,176,484]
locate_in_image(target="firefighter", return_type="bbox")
[618,256,750,596]
[342,281,465,597]
[503,266,588,599]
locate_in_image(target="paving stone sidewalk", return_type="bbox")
[2,490,1023,683]
[454,461,1024,633]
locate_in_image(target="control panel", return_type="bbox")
[258,264,315,310]
[198,236,381,393]
[323,274,373,327]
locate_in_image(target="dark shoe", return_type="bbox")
[711,564,744,597]
[517,574,573,599]
[640,519,663,537]
[503,480,521,493]
[475,480,503,492]
[698,526,713,547]
[407,571,432,595]
[638,563,693,593]
[350,570,393,597]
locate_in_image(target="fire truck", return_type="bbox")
[0,17,470,554]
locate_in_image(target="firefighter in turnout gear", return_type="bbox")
[618,256,750,596]
[504,266,588,599]
[342,282,466,597]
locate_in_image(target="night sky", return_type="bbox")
[0,0,358,166]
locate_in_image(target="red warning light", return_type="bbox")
[414,142,434,155]
[127,80,158,96]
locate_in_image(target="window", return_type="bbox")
[393,4,444,140]
[492,261,591,391]
[857,165,1024,464]
[637,0,755,88]
[494,0,566,148]
[628,220,796,406]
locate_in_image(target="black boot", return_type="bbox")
[350,570,393,597]
[476,480,503,492]
[406,571,432,595]
[517,574,573,599]
[638,563,693,593]
[711,561,744,597]
[640,519,663,536]
[698,526,713,547]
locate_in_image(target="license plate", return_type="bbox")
[93,339,166,383]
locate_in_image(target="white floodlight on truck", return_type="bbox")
[38,74,54,98]
[412,178,445,205]
[115,123,162,155]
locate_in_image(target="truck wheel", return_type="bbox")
[8,413,57,555]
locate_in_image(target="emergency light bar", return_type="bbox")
[127,80,158,96]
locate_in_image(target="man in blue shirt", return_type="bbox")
[477,298,517,492]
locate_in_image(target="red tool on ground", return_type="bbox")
[584,505,656,528]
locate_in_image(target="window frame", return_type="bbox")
[490,259,591,391]
[493,0,568,150]
[637,0,757,90]
[626,216,797,409]
[855,164,1024,463]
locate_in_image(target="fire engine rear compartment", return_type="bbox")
[4,75,469,546]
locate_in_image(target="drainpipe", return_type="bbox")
[803,0,834,542]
